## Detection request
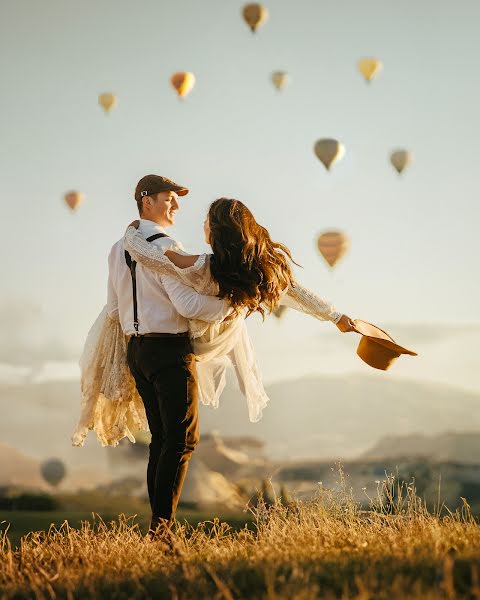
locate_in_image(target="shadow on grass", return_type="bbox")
[49,555,479,600]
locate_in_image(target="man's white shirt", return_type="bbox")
[107,219,230,335]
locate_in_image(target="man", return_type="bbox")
[106,174,230,538]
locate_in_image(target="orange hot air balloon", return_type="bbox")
[317,230,349,269]
[242,3,268,33]
[170,72,196,99]
[98,93,117,114]
[64,191,84,212]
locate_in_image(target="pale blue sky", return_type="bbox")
[1,0,479,383]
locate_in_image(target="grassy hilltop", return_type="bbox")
[1,474,480,599]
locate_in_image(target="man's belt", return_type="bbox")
[136,332,189,338]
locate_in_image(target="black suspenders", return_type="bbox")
[124,233,168,335]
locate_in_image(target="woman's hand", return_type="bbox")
[335,314,357,333]
[128,220,140,229]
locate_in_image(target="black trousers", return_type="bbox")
[126,335,199,526]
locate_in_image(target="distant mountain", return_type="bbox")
[199,374,480,460]
[0,443,47,490]
[363,431,480,463]
[1,374,480,470]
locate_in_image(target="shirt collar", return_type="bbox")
[138,218,167,237]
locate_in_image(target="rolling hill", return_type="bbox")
[363,431,480,463]
[1,373,479,468]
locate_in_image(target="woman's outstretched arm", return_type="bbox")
[282,281,356,332]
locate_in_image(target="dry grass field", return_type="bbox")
[1,472,480,599]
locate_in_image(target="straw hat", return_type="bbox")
[352,320,417,371]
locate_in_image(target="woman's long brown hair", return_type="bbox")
[208,198,296,317]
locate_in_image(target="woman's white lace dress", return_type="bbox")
[71,227,342,448]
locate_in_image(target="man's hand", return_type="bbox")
[129,220,140,229]
[335,314,357,333]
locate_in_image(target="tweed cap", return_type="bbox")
[135,174,188,203]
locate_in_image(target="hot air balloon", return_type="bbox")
[41,458,66,488]
[242,3,268,33]
[98,93,117,114]
[314,139,345,171]
[390,149,412,174]
[317,230,349,269]
[273,306,288,319]
[170,72,196,99]
[271,71,289,91]
[64,191,84,212]
[358,58,383,83]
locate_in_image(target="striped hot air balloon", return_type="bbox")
[317,230,349,269]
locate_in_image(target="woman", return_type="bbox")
[72,198,355,448]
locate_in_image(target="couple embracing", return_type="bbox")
[72,173,356,540]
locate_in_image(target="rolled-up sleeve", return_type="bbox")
[161,273,231,322]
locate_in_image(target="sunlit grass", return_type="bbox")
[1,469,480,599]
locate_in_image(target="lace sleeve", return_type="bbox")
[123,226,216,295]
[281,281,342,324]
[124,226,191,275]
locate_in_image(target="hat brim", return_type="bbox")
[171,186,189,196]
[352,319,417,356]
[366,337,418,356]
